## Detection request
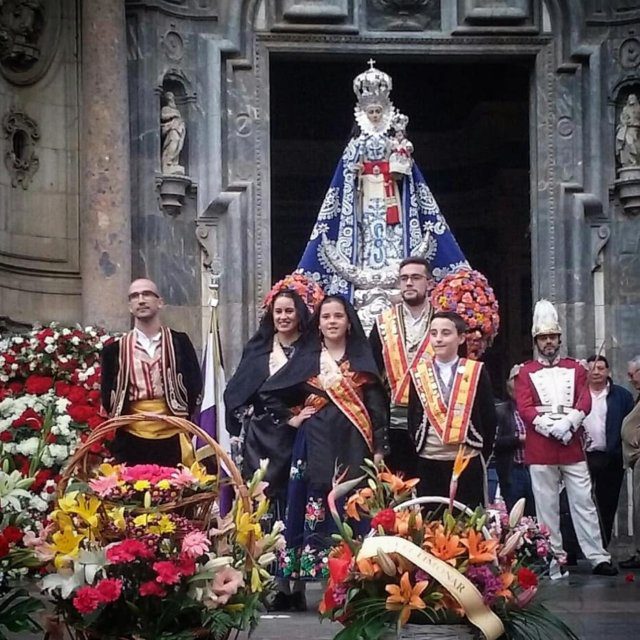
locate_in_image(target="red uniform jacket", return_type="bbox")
[514,358,591,465]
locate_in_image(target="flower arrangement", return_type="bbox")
[0,325,113,526]
[38,425,284,640]
[320,461,578,640]
[263,273,325,314]
[430,270,500,344]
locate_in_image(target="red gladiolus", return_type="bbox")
[517,567,538,590]
[25,375,54,395]
[371,508,397,533]
[328,543,353,584]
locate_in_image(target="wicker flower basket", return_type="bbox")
[59,414,252,534]
[382,624,477,639]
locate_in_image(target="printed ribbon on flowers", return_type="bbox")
[358,536,505,640]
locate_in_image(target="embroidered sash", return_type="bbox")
[411,357,483,445]
[376,305,433,406]
[312,351,374,452]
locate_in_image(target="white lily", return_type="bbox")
[508,498,526,529]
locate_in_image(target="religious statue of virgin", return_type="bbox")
[296,60,468,329]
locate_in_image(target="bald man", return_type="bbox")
[100,278,202,467]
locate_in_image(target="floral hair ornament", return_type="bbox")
[430,269,500,344]
[262,273,325,314]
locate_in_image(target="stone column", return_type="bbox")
[80,0,132,330]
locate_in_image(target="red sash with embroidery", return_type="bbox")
[377,305,433,407]
[308,371,374,452]
[411,357,483,444]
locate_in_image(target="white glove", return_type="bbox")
[566,409,585,430]
[549,417,572,442]
[533,414,555,437]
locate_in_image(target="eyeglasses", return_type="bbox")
[399,274,427,283]
[128,290,160,301]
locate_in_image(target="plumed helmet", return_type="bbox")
[531,299,562,338]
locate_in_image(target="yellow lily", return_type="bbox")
[235,510,262,547]
[107,506,126,531]
[251,566,263,593]
[189,462,216,485]
[52,527,85,559]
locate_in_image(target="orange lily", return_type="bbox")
[496,571,515,600]
[345,487,373,520]
[425,529,466,566]
[355,556,380,579]
[461,528,499,564]
[394,508,423,536]
[385,572,429,626]
[379,471,420,496]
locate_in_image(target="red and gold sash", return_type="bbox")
[308,362,375,452]
[376,305,433,407]
[411,357,483,445]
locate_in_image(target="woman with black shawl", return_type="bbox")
[261,295,390,597]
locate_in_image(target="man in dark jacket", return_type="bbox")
[100,278,202,467]
[583,355,635,547]
[494,366,535,516]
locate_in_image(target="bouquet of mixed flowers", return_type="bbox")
[38,417,284,640]
[320,460,578,640]
[431,270,500,344]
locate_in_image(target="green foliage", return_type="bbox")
[0,587,43,640]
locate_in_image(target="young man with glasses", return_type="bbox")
[369,256,434,478]
[100,278,202,467]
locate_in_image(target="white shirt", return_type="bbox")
[583,384,608,452]
[134,327,162,359]
[435,357,458,388]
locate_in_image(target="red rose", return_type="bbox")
[371,508,397,533]
[2,526,23,544]
[25,375,54,395]
[13,408,43,431]
[68,404,96,424]
[517,567,539,590]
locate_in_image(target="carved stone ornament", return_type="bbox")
[0,0,60,86]
[2,109,39,189]
[367,0,441,32]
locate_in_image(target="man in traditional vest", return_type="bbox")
[514,299,617,578]
[100,278,202,467]
[370,256,433,478]
[407,311,497,507]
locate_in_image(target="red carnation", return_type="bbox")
[54,381,71,397]
[371,508,397,533]
[517,567,539,590]
[7,381,23,395]
[73,586,102,614]
[106,539,155,563]
[139,580,166,597]
[66,386,88,404]
[13,408,43,431]
[153,560,182,585]
[25,375,54,395]
[0,432,12,442]
[87,389,101,404]
[1,526,23,544]
[94,578,123,603]
[68,404,96,424]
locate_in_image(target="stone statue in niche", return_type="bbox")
[160,91,186,175]
[616,93,640,168]
[0,0,44,73]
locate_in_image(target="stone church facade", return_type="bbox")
[0,0,639,385]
